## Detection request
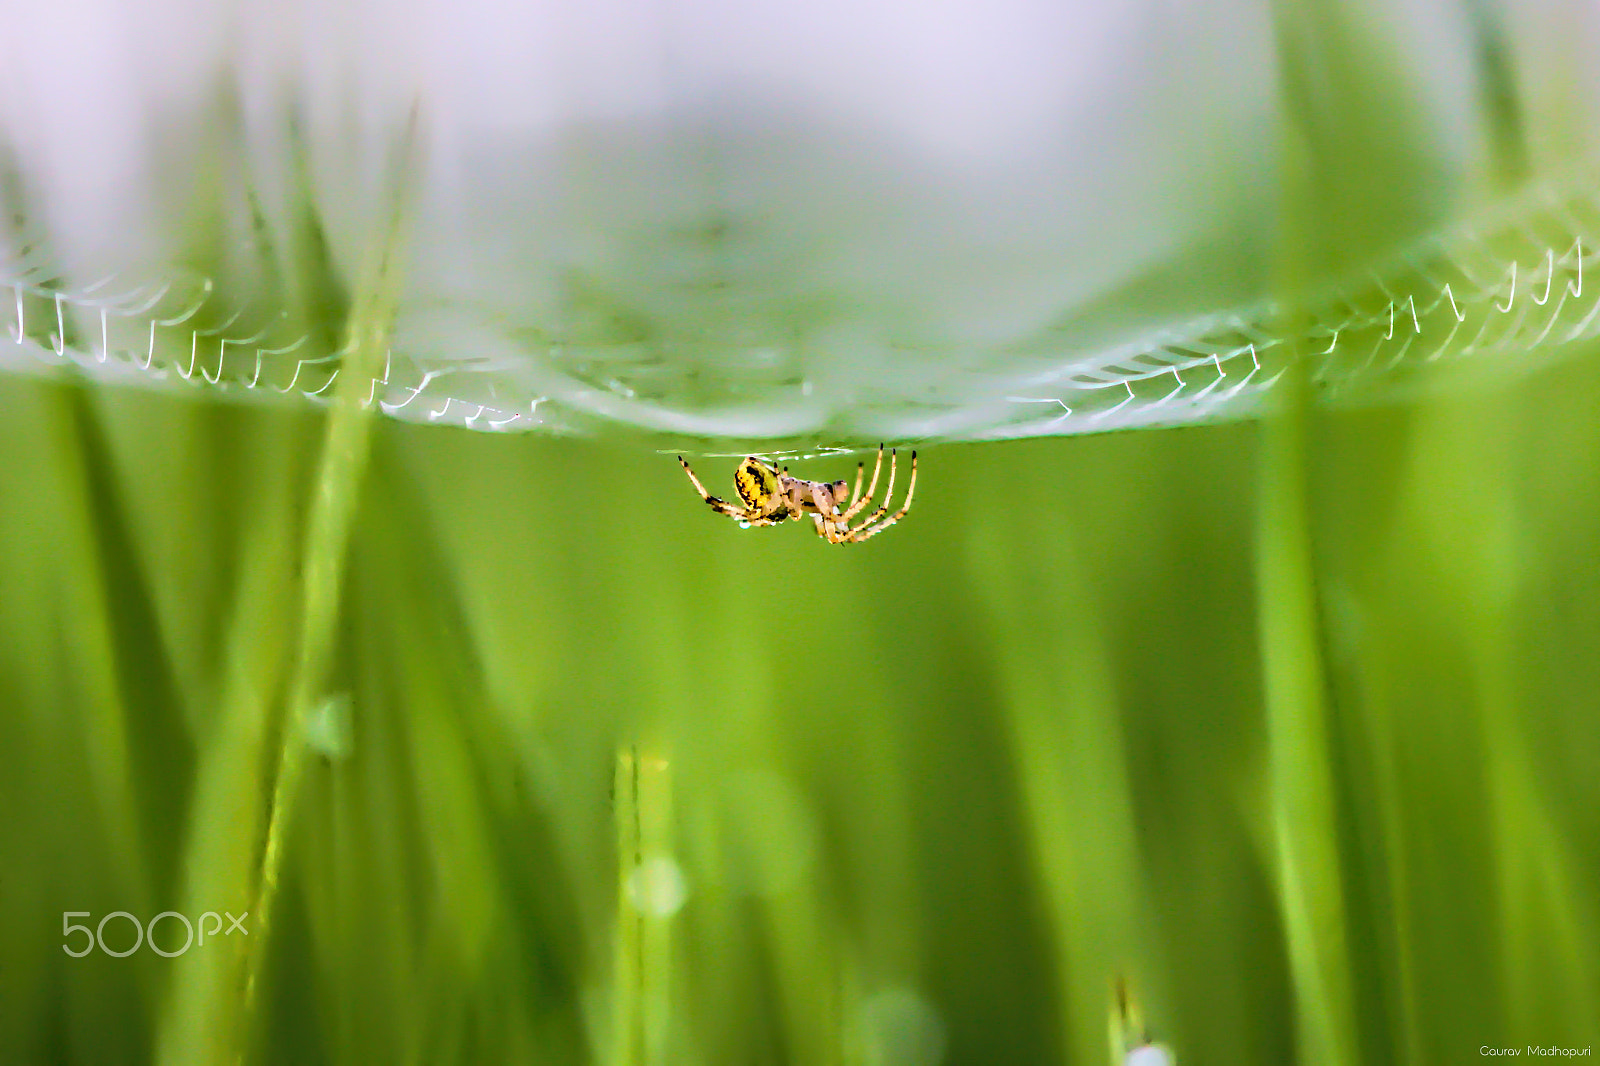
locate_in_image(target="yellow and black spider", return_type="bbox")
[676,445,917,544]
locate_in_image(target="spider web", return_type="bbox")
[5,158,1600,451]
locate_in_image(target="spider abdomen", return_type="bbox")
[735,456,780,510]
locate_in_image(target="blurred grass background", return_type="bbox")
[1,320,1598,1062]
[5,0,1600,1060]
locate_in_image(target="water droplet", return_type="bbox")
[626,856,688,917]
[304,694,353,761]
[1125,1045,1174,1066]
[861,987,945,1066]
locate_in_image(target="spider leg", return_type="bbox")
[678,456,758,522]
[836,444,884,523]
[810,482,854,543]
[843,448,898,532]
[841,451,916,542]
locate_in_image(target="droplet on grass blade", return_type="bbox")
[1124,1044,1174,1066]
[625,855,688,917]
[860,986,946,1066]
[303,694,353,761]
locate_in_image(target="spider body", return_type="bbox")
[678,445,917,544]
[734,456,849,516]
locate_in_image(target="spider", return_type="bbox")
[676,445,918,544]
